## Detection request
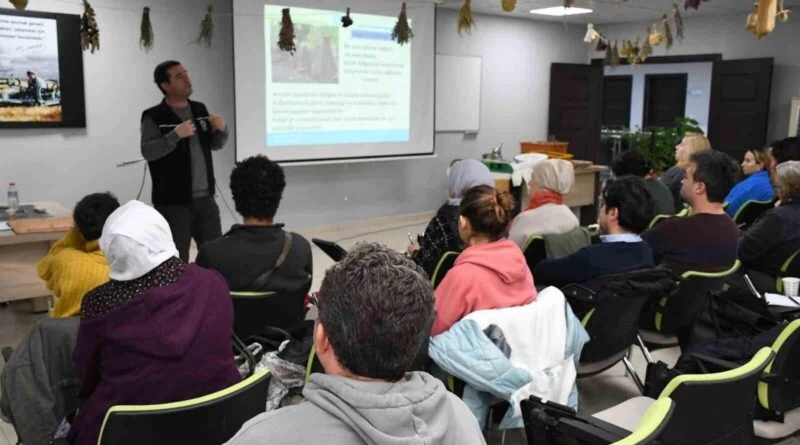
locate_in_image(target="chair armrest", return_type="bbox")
[557,418,628,444]
[691,353,740,372]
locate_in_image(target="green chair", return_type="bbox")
[732,198,777,231]
[430,251,459,289]
[97,371,271,445]
[591,347,775,444]
[231,290,305,339]
[776,249,800,294]
[754,320,800,441]
[522,235,546,271]
[610,398,675,445]
[639,261,741,353]
[647,214,673,230]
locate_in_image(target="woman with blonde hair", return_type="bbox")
[661,133,712,213]
[724,146,775,217]
[508,159,579,247]
[739,161,800,285]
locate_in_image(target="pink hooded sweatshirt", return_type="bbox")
[432,239,537,335]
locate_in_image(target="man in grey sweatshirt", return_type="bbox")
[226,243,486,445]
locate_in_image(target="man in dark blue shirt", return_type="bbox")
[535,176,655,287]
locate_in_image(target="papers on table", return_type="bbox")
[0,222,11,232]
[765,293,800,308]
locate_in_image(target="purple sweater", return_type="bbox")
[68,264,241,445]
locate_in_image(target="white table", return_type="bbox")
[0,201,71,311]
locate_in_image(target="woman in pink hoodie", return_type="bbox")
[432,185,538,335]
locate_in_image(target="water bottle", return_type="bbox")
[7,183,19,211]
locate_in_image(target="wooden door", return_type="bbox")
[548,63,603,162]
[643,74,688,128]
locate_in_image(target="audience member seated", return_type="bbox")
[661,133,711,213]
[196,155,312,295]
[739,161,800,280]
[36,193,120,318]
[508,159,578,247]
[225,243,484,445]
[770,136,800,172]
[66,201,240,445]
[612,150,674,216]
[408,159,494,277]
[643,150,741,275]
[534,176,655,287]
[433,185,537,335]
[725,146,774,217]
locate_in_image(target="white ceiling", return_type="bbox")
[431,0,800,25]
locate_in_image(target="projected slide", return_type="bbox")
[264,6,411,147]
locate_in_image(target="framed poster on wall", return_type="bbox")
[790,97,800,137]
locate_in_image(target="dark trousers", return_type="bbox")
[155,196,222,261]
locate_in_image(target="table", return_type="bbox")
[0,201,71,311]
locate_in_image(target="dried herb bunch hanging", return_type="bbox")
[8,0,28,10]
[458,0,475,34]
[776,0,791,21]
[81,0,100,54]
[564,0,576,8]
[140,7,153,52]
[392,2,413,45]
[341,7,353,28]
[662,14,673,49]
[501,0,517,12]
[640,28,653,61]
[673,3,684,40]
[195,5,215,47]
[610,41,620,66]
[278,8,296,54]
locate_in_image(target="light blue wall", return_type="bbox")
[604,62,713,133]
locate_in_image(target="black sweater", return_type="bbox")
[534,241,654,287]
[739,200,800,277]
[195,224,312,294]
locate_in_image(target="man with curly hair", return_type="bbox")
[225,243,485,445]
[196,155,312,298]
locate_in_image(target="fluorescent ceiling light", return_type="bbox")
[529,6,593,16]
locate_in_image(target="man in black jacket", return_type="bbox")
[534,176,655,287]
[140,60,229,260]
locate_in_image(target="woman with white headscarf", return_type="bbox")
[408,159,495,279]
[508,159,579,247]
[66,201,240,445]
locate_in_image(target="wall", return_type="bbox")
[591,13,800,144]
[604,62,713,132]
[0,4,587,230]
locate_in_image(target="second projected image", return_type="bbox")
[269,21,339,84]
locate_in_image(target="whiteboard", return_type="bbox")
[435,55,482,132]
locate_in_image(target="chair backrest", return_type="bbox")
[733,198,776,230]
[612,398,675,445]
[566,267,677,364]
[776,249,800,294]
[650,261,741,335]
[654,347,774,444]
[523,235,546,270]
[97,371,271,445]
[431,251,459,289]
[231,291,305,339]
[759,320,800,414]
[648,214,673,230]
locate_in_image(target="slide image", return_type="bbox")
[0,13,62,123]
[270,23,339,85]
[264,5,411,147]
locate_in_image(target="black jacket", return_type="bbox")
[142,100,215,206]
[535,241,655,288]
[739,200,800,277]
[195,224,313,294]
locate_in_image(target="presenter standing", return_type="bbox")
[140,60,229,261]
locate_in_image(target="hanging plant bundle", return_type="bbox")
[776,0,791,21]
[140,7,153,52]
[611,41,621,67]
[673,3,684,40]
[501,0,517,12]
[392,2,413,45]
[341,7,354,28]
[8,0,28,10]
[640,34,653,61]
[746,1,759,33]
[648,23,663,46]
[583,23,600,43]
[594,36,608,52]
[564,0,576,8]
[81,0,100,54]
[604,43,613,65]
[662,14,673,49]
[458,0,475,35]
[278,8,296,54]
[195,5,215,47]
[684,0,710,10]
[756,0,777,38]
